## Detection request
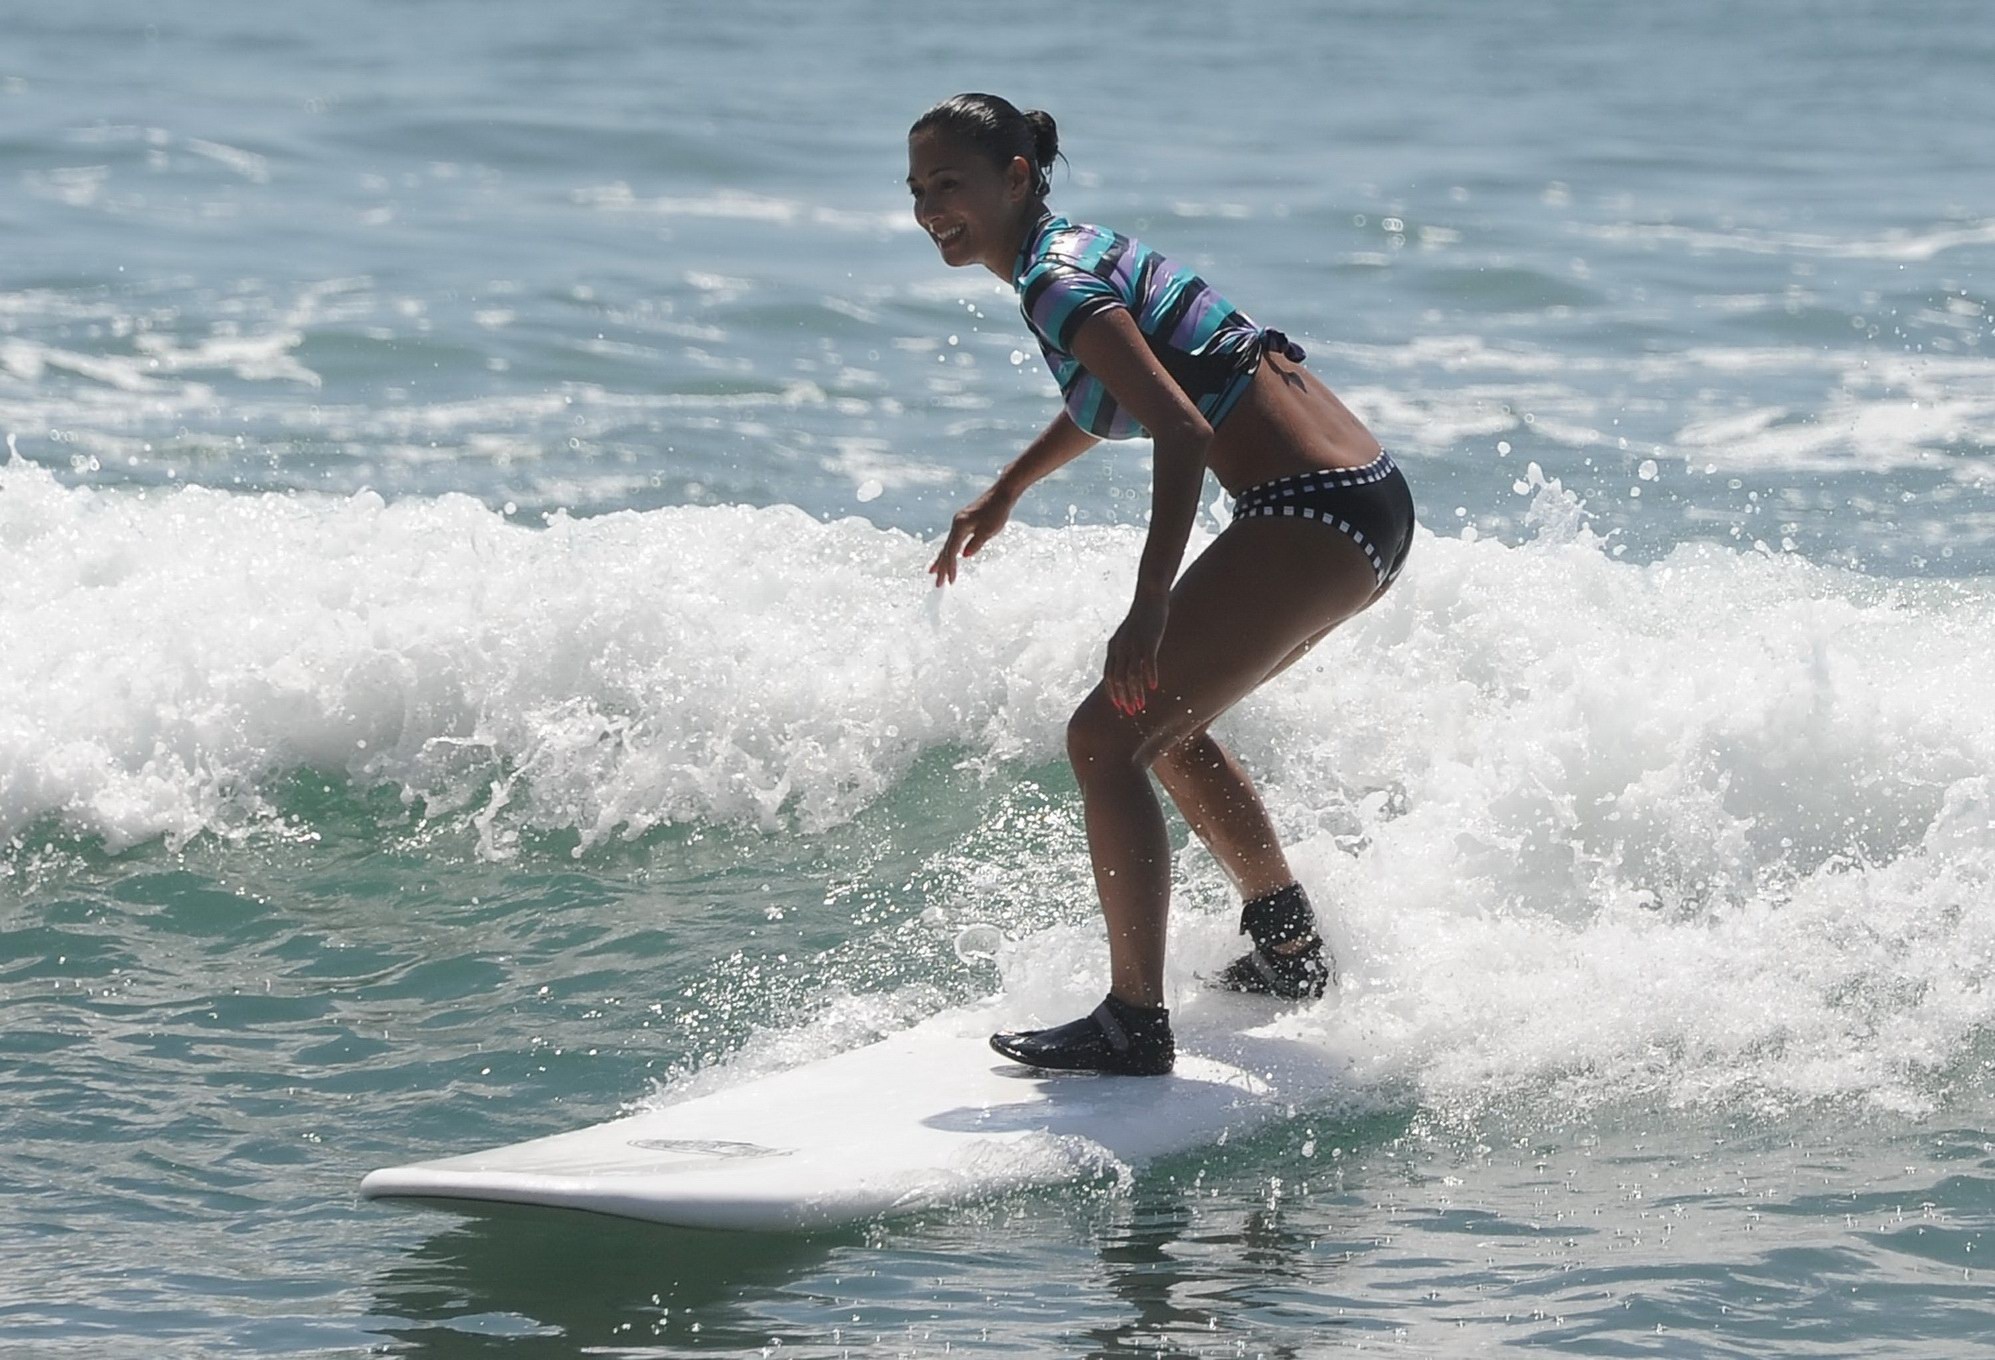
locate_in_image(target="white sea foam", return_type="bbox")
[1323,336,1995,471]
[956,481,1995,1121]
[0,454,1124,853]
[1220,506,1995,1119]
[4,457,1992,1115]
[572,182,914,233]
[1572,217,1995,263]
[0,276,359,402]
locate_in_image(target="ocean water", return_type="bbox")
[3,0,1993,1355]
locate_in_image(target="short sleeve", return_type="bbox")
[1017,258,1125,353]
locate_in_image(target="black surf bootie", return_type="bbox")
[1216,882,1335,1000]
[989,993,1175,1076]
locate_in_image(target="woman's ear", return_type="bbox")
[1008,154,1036,203]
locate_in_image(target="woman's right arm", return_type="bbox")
[994,409,1100,502]
[930,412,1099,585]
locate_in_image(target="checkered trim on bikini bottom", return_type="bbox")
[1229,451,1402,586]
[1238,451,1396,497]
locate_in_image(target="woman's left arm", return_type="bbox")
[1066,308,1213,714]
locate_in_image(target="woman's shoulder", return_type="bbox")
[1018,214,1126,277]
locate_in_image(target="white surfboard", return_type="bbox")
[360,994,1339,1231]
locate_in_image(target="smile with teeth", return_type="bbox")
[932,224,965,247]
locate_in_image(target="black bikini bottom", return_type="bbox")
[1229,449,1416,589]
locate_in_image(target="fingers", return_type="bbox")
[928,519,970,586]
[1106,642,1130,715]
[1104,642,1158,716]
[929,503,1008,587]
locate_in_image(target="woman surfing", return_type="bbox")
[911,94,1416,1075]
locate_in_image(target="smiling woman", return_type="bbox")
[906,93,1420,1076]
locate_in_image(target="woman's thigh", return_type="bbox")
[1076,517,1380,766]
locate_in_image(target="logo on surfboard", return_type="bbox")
[626,1137,793,1161]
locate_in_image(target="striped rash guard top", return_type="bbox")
[1012,212,1298,441]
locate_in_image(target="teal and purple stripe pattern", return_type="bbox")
[1012,213,1269,441]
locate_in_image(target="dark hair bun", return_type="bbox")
[1022,110,1059,192]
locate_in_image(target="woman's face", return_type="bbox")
[906,129,1034,276]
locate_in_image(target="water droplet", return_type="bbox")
[954,924,1003,964]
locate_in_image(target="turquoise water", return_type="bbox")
[4,1,1993,1354]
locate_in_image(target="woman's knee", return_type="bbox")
[1065,691,1146,781]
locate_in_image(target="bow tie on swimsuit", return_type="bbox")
[1258,328,1307,362]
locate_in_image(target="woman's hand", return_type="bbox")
[1104,593,1168,715]
[929,485,1015,586]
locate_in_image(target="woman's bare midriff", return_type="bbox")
[1205,354,1383,495]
